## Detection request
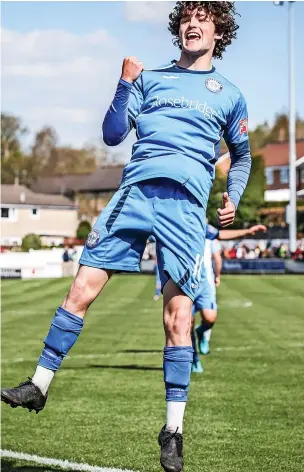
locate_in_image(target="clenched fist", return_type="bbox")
[121,57,144,84]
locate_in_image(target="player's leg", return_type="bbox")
[1,184,152,413]
[197,308,217,354]
[195,282,217,355]
[154,180,206,472]
[191,305,204,373]
[197,303,217,354]
[158,279,193,472]
[154,261,162,301]
[1,265,112,413]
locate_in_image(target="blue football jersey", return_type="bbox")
[103,60,251,209]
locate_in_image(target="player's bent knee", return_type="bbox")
[202,309,217,324]
[66,278,91,310]
[64,266,111,314]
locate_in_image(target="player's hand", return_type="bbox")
[121,57,144,84]
[217,192,235,228]
[247,224,267,235]
[215,275,221,287]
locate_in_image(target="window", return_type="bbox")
[301,169,304,184]
[1,208,18,221]
[265,168,274,185]
[1,208,9,218]
[280,167,289,184]
[30,208,40,219]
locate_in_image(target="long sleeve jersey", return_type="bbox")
[103,60,251,210]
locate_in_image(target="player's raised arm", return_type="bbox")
[221,93,252,225]
[102,57,144,146]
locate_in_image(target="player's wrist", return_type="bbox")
[121,75,134,84]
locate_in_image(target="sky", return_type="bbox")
[1,0,304,159]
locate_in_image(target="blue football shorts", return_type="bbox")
[79,178,206,301]
[192,270,217,314]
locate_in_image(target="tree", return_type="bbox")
[269,114,289,142]
[206,168,226,226]
[76,221,92,240]
[248,122,270,153]
[50,147,97,175]
[1,113,28,184]
[207,156,265,228]
[30,126,58,179]
[234,155,265,227]
[248,114,304,153]
[21,234,42,252]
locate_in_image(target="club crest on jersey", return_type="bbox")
[205,78,223,93]
[239,118,248,135]
[86,229,100,248]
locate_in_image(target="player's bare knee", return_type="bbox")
[64,271,97,313]
[202,309,217,324]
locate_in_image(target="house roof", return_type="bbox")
[216,140,304,176]
[77,165,124,191]
[1,185,76,208]
[257,140,304,167]
[31,165,125,194]
[31,174,92,195]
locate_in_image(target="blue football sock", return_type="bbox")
[163,346,193,402]
[200,320,214,333]
[38,307,84,371]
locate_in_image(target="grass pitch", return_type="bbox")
[1,275,304,472]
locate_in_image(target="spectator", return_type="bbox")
[62,246,73,277]
[236,245,244,259]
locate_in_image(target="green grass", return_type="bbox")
[1,275,304,472]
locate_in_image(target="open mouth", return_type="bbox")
[185,31,201,41]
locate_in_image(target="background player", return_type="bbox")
[1,3,250,472]
[146,236,162,301]
[192,223,267,373]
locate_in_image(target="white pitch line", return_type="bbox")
[1,450,137,472]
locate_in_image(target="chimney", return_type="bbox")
[278,128,285,142]
[20,192,25,203]
[14,175,19,186]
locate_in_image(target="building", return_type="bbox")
[217,140,304,202]
[31,165,125,222]
[260,141,304,202]
[1,184,78,246]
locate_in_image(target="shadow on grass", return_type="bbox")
[64,364,162,372]
[118,349,162,354]
[1,459,75,472]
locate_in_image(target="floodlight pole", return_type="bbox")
[273,1,297,253]
[288,1,297,253]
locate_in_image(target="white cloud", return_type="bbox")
[124,1,173,24]
[1,27,132,153]
[29,106,95,124]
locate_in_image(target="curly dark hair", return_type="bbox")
[168,1,239,60]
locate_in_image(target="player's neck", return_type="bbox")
[176,52,213,72]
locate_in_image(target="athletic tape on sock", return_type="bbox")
[163,346,193,402]
[38,307,83,371]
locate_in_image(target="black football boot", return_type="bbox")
[1,378,47,413]
[158,425,184,472]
